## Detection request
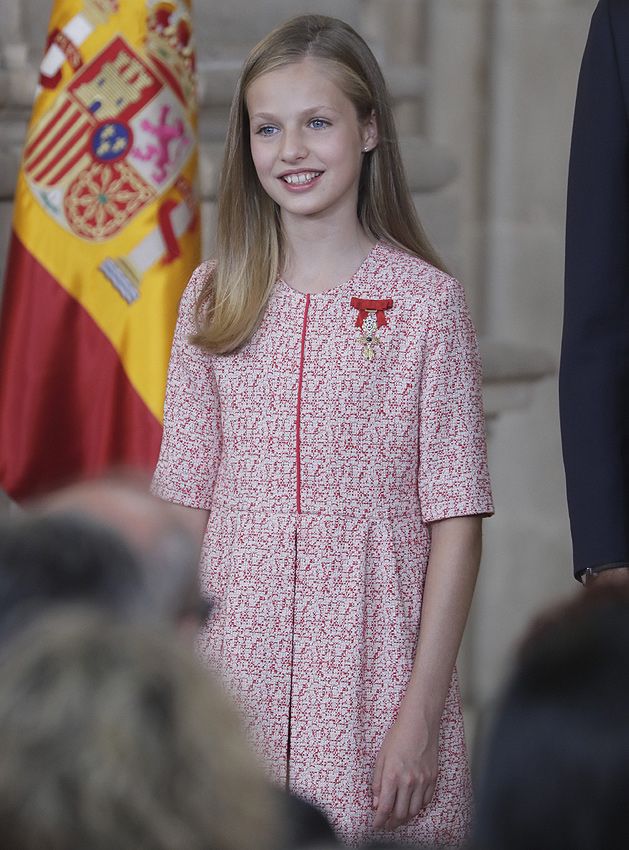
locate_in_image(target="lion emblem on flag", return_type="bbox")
[24,35,193,242]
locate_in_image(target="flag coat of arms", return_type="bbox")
[0,0,201,500]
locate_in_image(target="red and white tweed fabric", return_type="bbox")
[152,243,494,846]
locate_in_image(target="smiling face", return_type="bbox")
[246,57,377,225]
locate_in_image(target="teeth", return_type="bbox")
[283,172,321,185]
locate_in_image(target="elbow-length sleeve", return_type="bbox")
[151,262,221,509]
[418,275,494,524]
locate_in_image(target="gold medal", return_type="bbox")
[350,297,393,362]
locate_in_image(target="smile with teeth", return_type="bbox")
[281,171,322,185]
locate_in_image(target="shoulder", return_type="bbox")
[607,0,629,24]
[186,259,216,296]
[374,242,467,310]
[180,259,216,311]
[594,0,629,46]
[582,0,629,120]
[170,260,216,345]
[608,0,629,43]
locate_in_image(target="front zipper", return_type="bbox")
[295,293,310,515]
[286,294,310,787]
[285,526,298,789]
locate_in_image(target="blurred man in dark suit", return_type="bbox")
[560,0,629,586]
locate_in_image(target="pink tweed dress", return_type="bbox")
[152,242,494,846]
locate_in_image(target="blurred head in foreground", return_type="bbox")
[33,472,208,635]
[0,512,144,639]
[0,609,279,850]
[474,586,629,850]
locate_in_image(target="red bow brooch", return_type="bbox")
[350,297,393,361]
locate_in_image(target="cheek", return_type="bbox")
[249,140,271,179]
[327,131,363,170]
[331,149,363,185]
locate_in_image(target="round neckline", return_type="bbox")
[276,242,383,298]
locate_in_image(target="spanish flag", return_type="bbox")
[0,0,200,501]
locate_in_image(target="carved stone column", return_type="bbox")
[0,0,39,108]
[0,0,25,67]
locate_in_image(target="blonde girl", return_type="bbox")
[153,14,493,847]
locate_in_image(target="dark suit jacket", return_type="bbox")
[560,0,629,578]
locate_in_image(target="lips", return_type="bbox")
[280,171,323,186]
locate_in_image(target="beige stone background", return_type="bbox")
[0,0,598,755]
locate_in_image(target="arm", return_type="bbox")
[371,269,492,829]
[372,515,481,830]
[560,0,629,580]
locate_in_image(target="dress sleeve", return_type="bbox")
[418,275,494,524]
[151,262,221,510]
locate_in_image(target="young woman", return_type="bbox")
[152,15,493,846]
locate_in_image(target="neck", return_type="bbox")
[281,209,374,294]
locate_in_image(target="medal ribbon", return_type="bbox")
[350,297,393,329]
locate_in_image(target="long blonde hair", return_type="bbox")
[193,14,445,354]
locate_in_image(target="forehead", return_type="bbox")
[246,57,355,115]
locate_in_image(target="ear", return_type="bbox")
[361,109,379,152]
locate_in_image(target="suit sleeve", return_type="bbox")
[151,262,221,510]
[560,0,629,577]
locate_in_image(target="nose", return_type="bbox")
[280,126,307,162]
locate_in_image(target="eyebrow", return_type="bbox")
[250,105,340,121]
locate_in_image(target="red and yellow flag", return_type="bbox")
[0,0,200,500]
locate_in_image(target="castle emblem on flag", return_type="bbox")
[24,34,193,242]
[146,2,195,104]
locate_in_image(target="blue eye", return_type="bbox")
[256,125,278,137]
[309,118,330,130]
